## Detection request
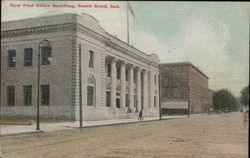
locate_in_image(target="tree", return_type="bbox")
[213,89,240,112]
[240,85,249,106]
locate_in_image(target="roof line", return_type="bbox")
[160,62,209,79]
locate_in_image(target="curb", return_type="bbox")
[0,116,187,136]
[74,117,177,129]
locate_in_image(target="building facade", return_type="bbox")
[1,13,160,120]
[207,89,214,111]
[160,62,212,115]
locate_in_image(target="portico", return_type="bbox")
[105,55,155,115]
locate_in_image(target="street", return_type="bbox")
[0,112,248,158]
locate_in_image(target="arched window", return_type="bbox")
[87,75,96,106]
[40,40,52,65]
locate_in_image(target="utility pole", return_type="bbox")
[188,86,190,117]
[0,50,1,111]
[187,65,190,117]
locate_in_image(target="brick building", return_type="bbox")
[160,62,212,115]
[1,13,160,120]
[207,89,214,111]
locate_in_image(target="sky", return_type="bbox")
[1,1,249,97]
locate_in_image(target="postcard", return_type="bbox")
[1,1,249,158]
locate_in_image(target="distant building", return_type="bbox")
[160,62,212,115]
[1,13,160,120]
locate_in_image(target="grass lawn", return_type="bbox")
[0,118,29,125]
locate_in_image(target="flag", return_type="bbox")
[127,2,135,18]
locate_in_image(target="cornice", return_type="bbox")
[1,23,76,38]
[1,22,159,68]
[76,24,158,67]
[76,24,154,66]
[107,42,145,63]
[76,24,110,45]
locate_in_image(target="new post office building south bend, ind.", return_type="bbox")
[1,13,161,121]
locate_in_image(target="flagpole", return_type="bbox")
[127,1,129,44]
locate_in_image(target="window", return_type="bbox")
[162,93,166,100]
[134,95,137,107]
[182,72,187,78]
[181,93,185,100]
[154,75,157,85]
[125,69,129,81]
[154,96,156,108]
[184,94,187,99]
[116,98,120,108]
[171,94,174,99]
[163,83,168,89]
[41,47,51,65]
[41,85,49,105]
[126,94,129,107]
[23,85,32,106]
[8,50,16,67]
[89,50,94,68]
[7,86,15,106]
[116,93,121,108]
[134,71,136,83]
[87,75,95,106]
[163,72,168,78]
[107,64,111,77]
[87,86,94,106]
[117,67,121,79]
[106,91,111,107]
[24,48,33,66]
[168,94,171,99]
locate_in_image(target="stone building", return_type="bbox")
[160,62,212,115]
[1,13,160,120]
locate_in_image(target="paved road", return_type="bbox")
[0,112,248,158]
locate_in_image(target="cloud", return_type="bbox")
[176,15,248,96]
[81,8,248,97]
[129,14,248,96]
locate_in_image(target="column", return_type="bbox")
[111,58,117,109]
[143,69,148,110]
[136,67,142,112]
[156,74,159,108]
[149,70,154,109]
[120,61,126,110]
[128,64,134,113]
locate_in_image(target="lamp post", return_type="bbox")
[37,39,51,131]
[79,44,83,128]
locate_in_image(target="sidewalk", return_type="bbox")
[0,115,186,136]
